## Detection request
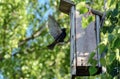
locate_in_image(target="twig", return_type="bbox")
[18,25,45,46]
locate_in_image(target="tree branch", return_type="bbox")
[18,25,45,46]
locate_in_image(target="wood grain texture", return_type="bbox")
[75,11,97,66]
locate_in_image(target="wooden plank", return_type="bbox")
[61,0,75,5]
[95,15,101,67]
[91,9,103,17]
[59,0,75,14]
[75,11,97,66]
[70,6,76,77]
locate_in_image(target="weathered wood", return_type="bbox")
[95,15,101,67]
[76,11,97,66]
[91,8,103,17]
[70,6,76,79]
[75,11,102,76]
[59,0,75,14]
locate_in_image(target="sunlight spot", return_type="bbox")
[118,29,120,33]
[0,73,4,79]
[4,54,10,59]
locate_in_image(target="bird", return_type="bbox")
[47,15,66,50]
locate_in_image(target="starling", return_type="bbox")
[47,15,66,50]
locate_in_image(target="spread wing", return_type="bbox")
[48,15,62,39]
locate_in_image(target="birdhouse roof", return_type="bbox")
[59,0,75,14]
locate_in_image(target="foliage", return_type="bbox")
[0,0,119,79]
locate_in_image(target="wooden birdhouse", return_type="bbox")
[59,0,102,79]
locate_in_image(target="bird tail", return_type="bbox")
[47,42,56,50]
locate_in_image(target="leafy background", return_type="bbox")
[0,0,119,79]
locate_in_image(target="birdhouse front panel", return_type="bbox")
[75,11,97,66]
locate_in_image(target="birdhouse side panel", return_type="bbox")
[70,6,76,76]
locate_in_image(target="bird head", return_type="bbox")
[61,28,66,32]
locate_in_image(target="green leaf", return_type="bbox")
[89,66,98,75]
[82,16,89,29]
[108,34,114,42]
[109,52,116,64]
[98,44,107,54]
[101,26,108,34]
[76,2,88,14]
[82,15,94,29]
[100,58,106,66]
[92,59,97,66]
[110,0,115,6]
[108,25,115,33]
[88,59,97,66]
[106,10,112,18]
[113,37,120,48]
[88,15,94,22]
[88,52,98,66]
[89,52,95,59]
[110,17,118,24]
[112,9,119,16]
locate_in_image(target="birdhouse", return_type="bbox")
[59,0,102,79]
